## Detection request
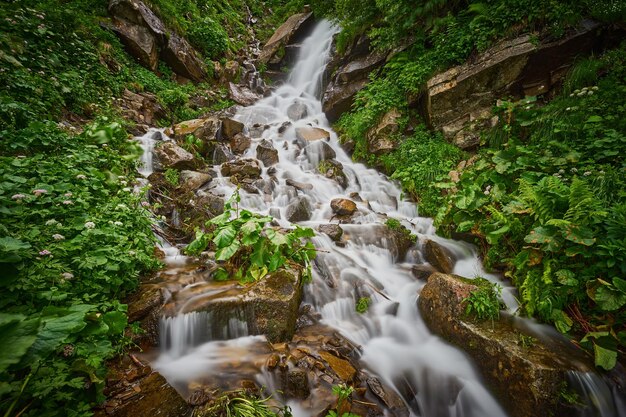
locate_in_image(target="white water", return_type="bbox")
[143,20,624,417]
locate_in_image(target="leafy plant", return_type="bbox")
[164,168,180,187]
[185,189,317,283]
[355,297,370,314]
[325,384,359,417]
[464,279,502,321]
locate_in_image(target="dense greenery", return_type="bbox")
[0,120,160,416]
[186,190,317,283]
[464,279,503,321]
[437,49,626,369]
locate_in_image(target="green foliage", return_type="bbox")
[187,17,230,59]
[464,279,502,321]
[325,385,360,417]
[355,297,371,314]
[197,391,293,417]
[379,127,463,216]
[164,168,180,187]
[0,121,159,416]
[437,48,626,369]
[186,190,317,284]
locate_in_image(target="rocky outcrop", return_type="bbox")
[286,196,312,222]
[423,20,611,149]
[118,89,165,133]
[228,82,261,106]
[367,108,400,155]
[108,0,206,82]
[229,133,251,154]
[221,158,262,180]
[418,273,591,417]
[258,12,315,66]
[179,170,211,191]
[322,36,389,123]
[220,116,244,140]
[165,117,220,156]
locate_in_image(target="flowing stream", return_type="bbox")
[138,20,624,417]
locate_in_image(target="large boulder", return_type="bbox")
[286,196,312,222]
[229,133,251,154]
[154,141,196,170]
[330,198,357,216]
[423,239,455,273]
[418,273,595,417]
[259,12,315,65]
[367,108,400,155]
[161,32,207,82]
[179,170,211,191]
[424,20,607,148]
[119,89,166,132]
[108,0,167,42]
[318,159,348,189]
[228,82,261,106]
[165,117,220,157]
[304,141,335,163]
[181,269,304,343]
[221,158,262,180]
[318,224,343,242]
[287,100,308,121]
[110,18,158,71]
[220,116,244,140]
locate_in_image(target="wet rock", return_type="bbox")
[318,160,348,188]
[287,100,308,120]
[221,159,261,180]
[223,60,240,83]
[282,369,310,399]
[220,116,244,140]
[97,365,191,417]
[161,32,207,82]
[304,141,336,163]
[423,239,455,274]
[230,133,251,154]
[330,198,357,216]
[286,196,312,222]
[194,191,225,218]
[367,108,400,155]
[212,143,235,165]
[119,89,166,129]
[418,273,589,417]
[278,121,292,134]
[259,12,315,64]
[256,139,279,166]
[187,389,211,406]
[228,82,261,106]
[179,170,211,191]
[125,284,162,349]
[319,351,356,382]
[366,377,409,417]
[318,224,343,242]
[249,123,269,139]
[322,79,369,124]
[410,264,436,281]
[166,117,220,143]
[286,179,313,192]
[110,18,158,71]
[295,127,330,144]
[252,178,275,195]
[154,141,196,170]
[186,269,303,342]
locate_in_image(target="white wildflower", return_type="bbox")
[84,221,96,229]
[52,234,64,240]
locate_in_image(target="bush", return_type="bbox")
[188,17,230,59]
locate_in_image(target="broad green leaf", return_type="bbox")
[241,230,260,245]
[266,229,288,246]
[240,220,260,238]
[563,225,595,246]
[251,240,269,267]
[486,225,509,244]
[524,226,561,251]
[0,314,39,372]
[268,250,284,271]
[103,311,127,335]
[555,269,577,286]
[594,285,626,311]
[185,230,211,255]
[209,211,231,226]
[550,309,572,333]
[215,240,240,261]
[0,236,31,263]
[612,277,626,293]
[594,343,617,370]
[213,225,237,248]
[586,115,604,123]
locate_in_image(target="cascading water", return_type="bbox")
[141,20,624,417]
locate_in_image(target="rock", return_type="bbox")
[125,284,162,349]
[287,100,308,120]
[249,123,269,138]
[282,369,310,399]
[212,143,235,165]
[295,127,330,144]
[285,179,313,192]
[179,170,211,191]
[119,89,165,128]
[194,191,225,218]
[223,60,240,83]
[108,0,167,43]
[318,160,348,188]
[418,273,590,417]
[110,18,158,71]
[423,240,455,274]
[318,351,356,382]
[220,116,244,140]
[410,264,436,281]
[330,198,357,216]
[228,82,261,106]
[96,369,191,417]
[256,139,279,166]
[230,133,251,154]
[318,224,343,242]
[221,159,261,180]
[286,196,312,222]
[367,108,400,155]
[259,12,315,64]
[165,117,220,156]
[366,377,410,417]
[278,121,291,134]
[161,32,207,82]
[304,141,335,163]
[154,141,196,170]
[183,269,303,342]
[322,78,368,123]
[424,21,606,146]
